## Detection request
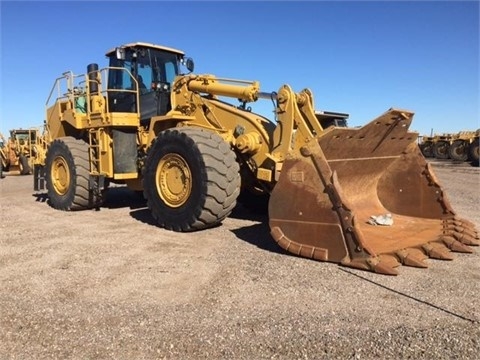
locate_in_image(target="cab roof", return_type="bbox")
[105,42,185,57]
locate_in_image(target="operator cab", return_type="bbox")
[105,42,194,125]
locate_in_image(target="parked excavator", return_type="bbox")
[33,42,478,275]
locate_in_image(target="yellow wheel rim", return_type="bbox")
[156,153,192,208]
[51,156,70,195]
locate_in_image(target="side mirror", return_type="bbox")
[185,57,194,73]
[115,47,126,60]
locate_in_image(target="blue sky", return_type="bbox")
[1,0,479,137]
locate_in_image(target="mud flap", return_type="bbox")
[269,109,479,275]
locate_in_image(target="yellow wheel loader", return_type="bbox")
[34,42,478,275]
[448,130,477,162]
[1,129,43,176]
[433,133,454,160]
[418,135,435,158]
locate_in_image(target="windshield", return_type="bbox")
[107,48,180,91]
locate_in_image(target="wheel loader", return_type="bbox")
[1,129,44,176]
[418,135,435,158]
[33,42,478,275]
[449,130,478,162]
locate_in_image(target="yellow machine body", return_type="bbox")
[34,42,478,275]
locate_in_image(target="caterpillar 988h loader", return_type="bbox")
[34,42,478,275]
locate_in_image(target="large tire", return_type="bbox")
[469,138,479,165]
[420,141,434,158]
[19,154,32,175]
[449,140,469,161]
[433,141,450,159]
[143,128,240,231]
[45,137,100,210]
[0,162,4,179]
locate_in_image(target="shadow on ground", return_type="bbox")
[33,187,291,258]
[229,204,290,256]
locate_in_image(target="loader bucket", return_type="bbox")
[269,109,479,275]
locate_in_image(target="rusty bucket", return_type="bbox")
[269,109,478,275]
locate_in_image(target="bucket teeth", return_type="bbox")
[452,216,476,229]
[422,243,454,260]
[372,262,399,276]
[345,257,399,275]
[452,232,480,246]
[451,226,479,240]
[445,218,479,236]
[395,249,428,268]
[378,254,401,269]
[442,236,474,253]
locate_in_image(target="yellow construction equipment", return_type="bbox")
[433,133,454,159]
[418,135,435,158]
[468,129,479,166]
[419,130,479,165]
[0,133,6,178]
[0,128,44,176]
[33,42,478,275]
[449,130,478,162]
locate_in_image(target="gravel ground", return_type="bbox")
[0,159,479,359]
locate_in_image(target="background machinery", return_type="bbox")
[468,129,479,166]
[449,130,478,162]
[0,128,44,176]
[433,133,453,160]
[418,135,435,158]
[34,42,478,275]
[419,130,479,166]
[0,133,6,178]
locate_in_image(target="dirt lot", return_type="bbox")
[0,160,479,359]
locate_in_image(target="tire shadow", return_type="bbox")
[104,186,147,209]
[229,204,289,256]
[33,193,48,203]
[32,186,148,210]
[103,187,158,226]
[129,208,158,226]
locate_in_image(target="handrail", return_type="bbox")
[45,66,141,120]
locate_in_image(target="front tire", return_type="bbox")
[420,141,434,158]
[19,155,32,175]
[449,140,468,161]
[143,128,240,231]
[469,138,479,165]
[433,141,450,159]
[45,137,99,210]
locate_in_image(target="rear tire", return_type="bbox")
[19,155,31,175]
[143,128,240,231]
[45,137,100,210]
[449,140,468,161]
[469,138,479,165]
[420,141,434,158]
[433,141,450,159]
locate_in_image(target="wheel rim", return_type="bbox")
[51,155,70,195]
[156,153,192,208]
